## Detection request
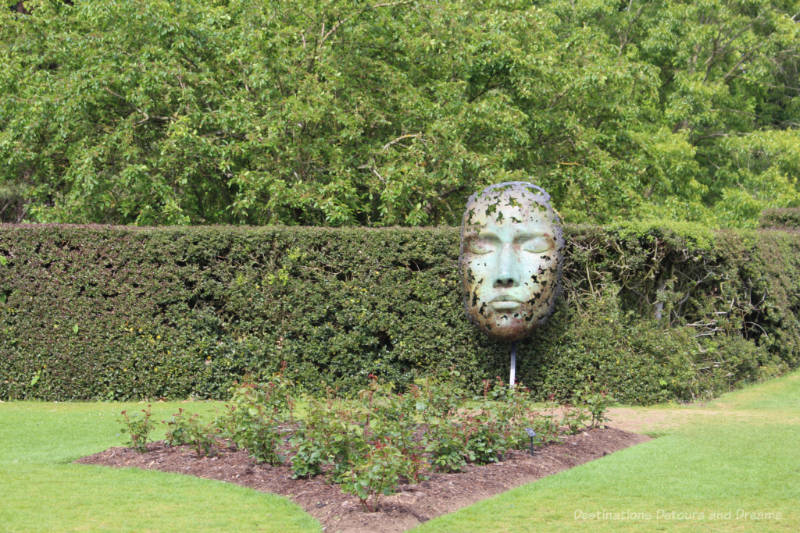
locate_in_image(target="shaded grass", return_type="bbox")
[0,401,321,533]
[413,370,800,532]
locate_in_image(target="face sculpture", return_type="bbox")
[459,182,564,341]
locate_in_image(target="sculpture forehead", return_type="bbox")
[462,184,555,228]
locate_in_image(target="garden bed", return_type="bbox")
[77,427,647,533]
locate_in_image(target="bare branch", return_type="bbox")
[318,0,415,49]
[703,18,761,82]
[235,60,251,92]
[382,133,422,151]
[372,0,415,8]
[372,167,387,184]
[723,44,765,82]
[104,87,170,124]
[745,321,769,337]
[357,163,387,184]
[618,3,645,55]
[692,132,730,142]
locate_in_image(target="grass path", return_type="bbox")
[414,371,800,532]
[2,372,799,532]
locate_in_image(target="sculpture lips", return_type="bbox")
[490,295,522,311]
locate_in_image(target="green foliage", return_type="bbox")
[417,377,567,471]
[461,379,541,461]
[530,411,564,447]
[1,0,798,228]
[425,422,467,473]
[573,388,611,429]
[214,375,592,510]
[361,379,427,482]
[163,408,194,447]
[219,376,294,464]
[561,406,590,435]
[462,418,506,465]
[118,405,153,453]
[289,434,326,480]
[163,408,218,456]
[289,395,367,482]
[341,440,405,512]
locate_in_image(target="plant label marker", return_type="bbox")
[525,427,536,455]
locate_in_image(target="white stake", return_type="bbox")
[510,341,517,387]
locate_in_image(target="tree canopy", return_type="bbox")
[1,0,798,227]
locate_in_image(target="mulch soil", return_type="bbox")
[76,427,648,533]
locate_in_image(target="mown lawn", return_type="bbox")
[2,371,799,532]
[0,401,321,533]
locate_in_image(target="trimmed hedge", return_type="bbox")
[760,208,800,229]
[1,223,799,404]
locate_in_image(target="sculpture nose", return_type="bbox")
[493,243,520,288]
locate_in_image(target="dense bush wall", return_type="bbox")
[2,224,799,403]
[760,208,800,229]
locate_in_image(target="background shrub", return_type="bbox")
[1,0,799,228]
[1,222,799,404]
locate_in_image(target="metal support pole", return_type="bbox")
[510,341,517,387]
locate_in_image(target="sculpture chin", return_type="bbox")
[483,320,529,342]
[466,292,558,342]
